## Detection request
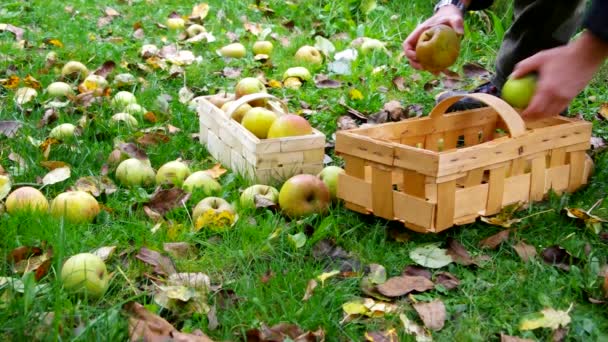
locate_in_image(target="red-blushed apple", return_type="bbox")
[192,197,237,232]
[115,158,156,187]
[241,107,278,139]
[49,123,77,140]
[50,191,100,223]
[240,184,279,208]
[234,77,267,107]
[218,43,246,58]
[156,160,192,186]
[501,74,537,109]
[267,114,313,139]
[111,91,137,109]
[61,253,110,298]
[5,186,49,214]
[253,41,273,55]
[61,61,89,79]
[183,171,221,194]
[221,101,252,123]
[317,165,345,200]
[279,174,330,217]
[46,82,73,98]
[294,45,323,65]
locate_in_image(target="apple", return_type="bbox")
[317,166,345,200]
[5,186,49,214]
[501,74,537,109]
[167,17,186,30]
[49,123,77,140]
[221,101,252,123]
[283,67,312,82]
[218,43,246,58]
[241,107,278,139]
[124,103,146,117]
[0,175,10,201]
[81,74,108,92]
[50,191,100,223]
[283,77,303,90]
[46,82,73,98]
[115,158,155,187]
[294,45,323,65]
[111,91,137,109]
[267,114,312,139]
[14,87,38,105]
[192,196,236,231]
[360,38,386,54]
[182,171,221,194]
[186,24,206,37]
[278,174,330,217]
[156,160,192,186]
[415,24,460,73]
[112,73,137,88]
[61,61,89,79]
[240,184,279,208]
[111,113,139,128]
[61,253,110,298]
[253,41,273,55]
[234,77,267,107]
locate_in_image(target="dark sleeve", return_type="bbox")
[466,0,495,11]
[584,0,608,42]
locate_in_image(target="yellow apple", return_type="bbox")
[221,101,252,123]
[111,91,137,109]
[278,174,330,217]
[49,123,77,140]
[61,253,110,298]
[234,77,267,107]
[5,186,49,214]
[253,41,274,55]
[294,45,323,65]
[156,160,192,186]
[182,171,221,194]
[192,197,236,231]
[317,166,345,200]
[241,107,278,139]
[186,24,206,37]
[283,67,312,82]
[415,24,460,73]
[115,158,155,187]
[240,184,279,208]
[267,114,312,139]
[80,74,108,92]
[167,17,186,30]
[46,82,74,98]
[61,61,89,79]
[218,43,246,58]
[50,191,100,224]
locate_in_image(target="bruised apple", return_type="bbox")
[61,253,110,298]
[267,114,312,139]
[5,186,49,214]
[240,184,279,208]
[50,191,100,223]
[278,174,330,217]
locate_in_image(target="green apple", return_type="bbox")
[112,73,137,88]
[61,253,110,298]
[241,107,278,139]
[218,43,246,58]
[253,40,273,55]
[415,24,460,73]
[111,91,137,109]
[240,184,279,208]
[49,123,77,140]
[124,103,146,117]
[5,186,49,214]
[156,160,192,186]
[167,17,186,30]
[183,171,221,194]
[186,24,206,37]
[267,114,312,139]
[294,45,323,65]
[361,38,386,54]
[279,174,330,217]
[50,191,100,223]
[501,74,537,109]
[234,77,267,107]
[283,67,312,82]
[221,101,252,123]
[46,82,73,98]
[115,158,155,187]
[317,166,345,200]
[61,61,89,79]
[111,113,139,128]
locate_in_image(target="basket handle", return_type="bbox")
[224,93,289,118]
[429,93,526,138]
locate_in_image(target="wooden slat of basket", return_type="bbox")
[435,180,456,230]
[510,157,527,176]
[550,147,567,167]
[503,173,531,205]
[529,156,546,201]
[280,132,325,152]
[342,154,365,179]
[393,145,439,175]
[371,165,394,220]
[454,183,488,218]
[546,164,570,193]
[338,173,371,209]
[486,165,507,215]
[402,170,426,198]
[336,132,395,166]
[464,167,484,187]
[393,191,435,229]
[568,150,586,192]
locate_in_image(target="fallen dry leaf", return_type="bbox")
[598,103,608,120]
[462,62,491,79]
[0,23,25,41]
[118,142,148,160]
[392,76,407,92]
[479,229,510,249]
[314,74,341,88]
[94,60,116,78]
[73,176,117,197]
[302,279,318,301]
[409,244,453,269]
[12,245,53,281]
[135,247,177,276]
[41,167,71,186]
[40,160,70,170]
[137,132,170,146]
[512,241,537,262]
[92,246,117,261]
[246,322,324,342]
[143,187,190,216]
[413,300,446,331]
[163,242,196,259]
[0,121,22,138]
[376,275,434,297]
[434,272,460,290]
[337,116,359,130]
[202,163,227,179]
[446,238,477,266]
[519,305,572,331]
[364,329,398,342]
[402,265,431,280]
[400,313,432,342]
[541,245,580,271]
[500,333,534,342]
[565,206,606,234]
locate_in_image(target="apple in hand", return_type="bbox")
[5,186,49,214]
[192,197,236,231]
[234,77,267,107]
[267,114,312,139]
[61,253,110,298]
[253,41,273,55]
[241,107,278,139]
[317,166,345,200]
[501,74,537,109]
[115,158,156,187]
[415,24,460,73]
[294,45,323,65]
[50,191,100,223]
[156,160,192,186]
[182,171,221,194]
[279,174,330,217]
[240,184,279,208]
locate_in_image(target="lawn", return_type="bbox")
[1,0,608,341]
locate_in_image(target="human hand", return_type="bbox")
[510,31,608,118]
[402,5,464,73]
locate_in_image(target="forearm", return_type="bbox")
[572,30,608,67]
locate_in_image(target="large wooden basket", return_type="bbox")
[198,93,325,183]
[335,94,593,233]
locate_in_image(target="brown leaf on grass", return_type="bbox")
[423,79,439,91]
[435,272,460,290]
[9,152,27,169]
[402,265,431,280]
[413,300,446,331]
[446,238,477,266]
[376,275,434,297]
[479,229,510,249]
[144,187,190,216]
[246,323,324,342]
[202,163,227,179]
[338,99,368,121]
[254,194,278,209]
[500,333,534,342]
[512,241,537,262]
[42,167,71,186]
[365,329,398,342]
[392,76,406,91]
[541,245,580,271]
[191,3,210,20]
[137,132,170,146]
[8,245,43,264]
[314,74,342,88]
[552,327,568,342]
[38,108,59,128]
[97,16,113,28]
[24,75,41,90]
[590,137,607,155]
[124,302,213,342]
[337,116,359,130]
[72,91,98,108]
[221,67,242,79]
[260,269,275,284]
[302,279,318,301]
[92,246,117,261]
[0,23,25,41]
[135,247,177,276]
[312,239,349,261]
[104,7,120,16]
[40,160,69,170]
[94,61,116,78]
[73,176,117,196]
[383,101,407,121]
[163,242,196,259]
[118,142,148,160]
[13,246,53,281]
[0,121,22,138]
[133,27,145,40]
[565,206,606,234]
[462,62,491,79]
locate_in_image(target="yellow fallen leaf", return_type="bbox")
[1,75,20,89]
[45,38,64,48]
[317,270,340,286]
[202,163,227,179]
[194,209,236,232]
[342,301,368,315]
[519,306,572,331]
[268,79,283,88]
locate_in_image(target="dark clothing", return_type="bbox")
[584,0,608,42]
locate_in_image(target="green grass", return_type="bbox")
[2,0,608,341]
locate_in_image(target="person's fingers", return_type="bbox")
[448,17,464,35]
[404,25,426,52]
[521,87,552,117]
[510,54,544,79]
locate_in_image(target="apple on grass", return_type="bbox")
[61,61,89,79]
[240,184,279,208]
[156,160,192,186]
[115,158,156,187]
[111,91,137,109]
[50,191,100,224]
[279,174,330,217]
[294,45,323,65]
[182,171,221,194]
[267,114,312,139]
[46,82,73,98]
[241,107,278,139]
[111,113,139,128]
[234,77,267,107]
[253,41,273,55]
[415,24,460,73]
[5,186,49,214]
[49,123,77,140]
[501,74,537,109]
[218,43,246,59]
[317,166,345,200]
[61,253,110,298]
[192,197,237,232]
